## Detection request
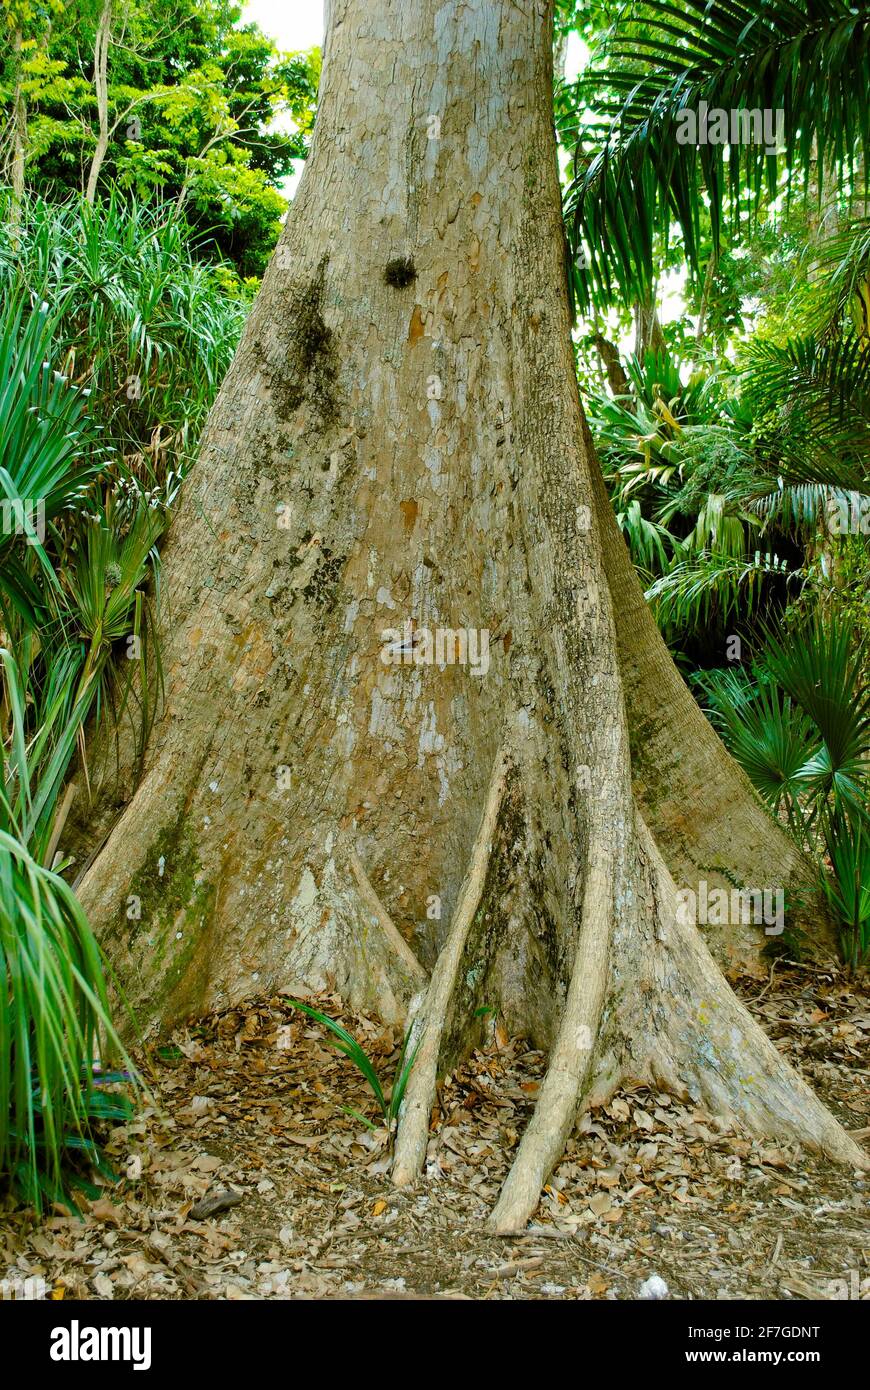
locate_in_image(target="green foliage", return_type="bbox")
[564,0,870,315]
[0,0,320,275]
[587,347,788,636]
[818,812,870,972]
[287,1001,419,1138]
[0,648,135,1211]
[694,616,869,831]
[762,617,870,821]
[590,284,870,645]
[605,188,870,965]
[741,332,870,490]
[0,268,168,784]
[646,551,799,633]
[0,190,250,491]
[0,181,249,1203]
[0,294,107,534]
[692,615,870,968]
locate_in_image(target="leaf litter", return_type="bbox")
[1,963,867,1300]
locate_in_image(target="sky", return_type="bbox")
[242,0,325,52]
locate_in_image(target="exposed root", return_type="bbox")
[46,782,76,869]
[344,839,427,986]
[488,812,867,1234]
[392,742,510,1186]
[631,817,870,1173]
[488,841,613,1234]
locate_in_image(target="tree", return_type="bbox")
[84,0,111,203]
[0,0,66,219]
[0,0,320,275]
[76,0,866,1233]
[565,0,869,317]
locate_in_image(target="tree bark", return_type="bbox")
[8,29,28,224]
[633,295,666,359]
[78,0,866,1230]
[592,333,629,397]
[694,249,717,354]
[85,0,112,206]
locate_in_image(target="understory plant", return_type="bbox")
[0,285,166,805]
[692,615,870,969]
[0,650,135,1211]
[0,189,245,1207]
[287,1001,419,1138]
[0,189,250,498]
[818,812,870,972]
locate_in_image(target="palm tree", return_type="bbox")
[564,0,870,316]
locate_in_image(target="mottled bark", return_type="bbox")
[592,333,629,397]
[78,0,865,1230]
[633,296,666,359]
[694,249,717,354]
[8,29,27,221]
[85,0,112,205]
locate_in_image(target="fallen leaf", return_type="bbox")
[89,1198,123,1225]
[189,1188,244,1220]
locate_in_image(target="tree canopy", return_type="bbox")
[0,0,319,273]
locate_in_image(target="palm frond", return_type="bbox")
[645,549,799,629]
[759,614,870,817]
[819,810,870,970]
[741,332,870,489]
[565,0,870,311]
[692,665,819,828]
[0,649,137,1211]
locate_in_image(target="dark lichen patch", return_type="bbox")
[272,255,341,426]
[383,256,417,289]
[301,548,345,608]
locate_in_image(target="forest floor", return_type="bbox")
[2,962,868,1301]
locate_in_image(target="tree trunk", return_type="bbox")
[78,0,866,1231]
[8,29,27,224]
[633,295,666,359]
[592,333,629,396]
[85,0,112,206]
[693,248,717,357]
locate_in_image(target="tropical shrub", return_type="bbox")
[692,616,870,966]
[0,649,134,1210]
[0,190,251,498]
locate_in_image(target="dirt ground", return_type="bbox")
[2,961,868,1301]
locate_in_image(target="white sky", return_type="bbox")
[242,0,325,51]
[240,2,324,194]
